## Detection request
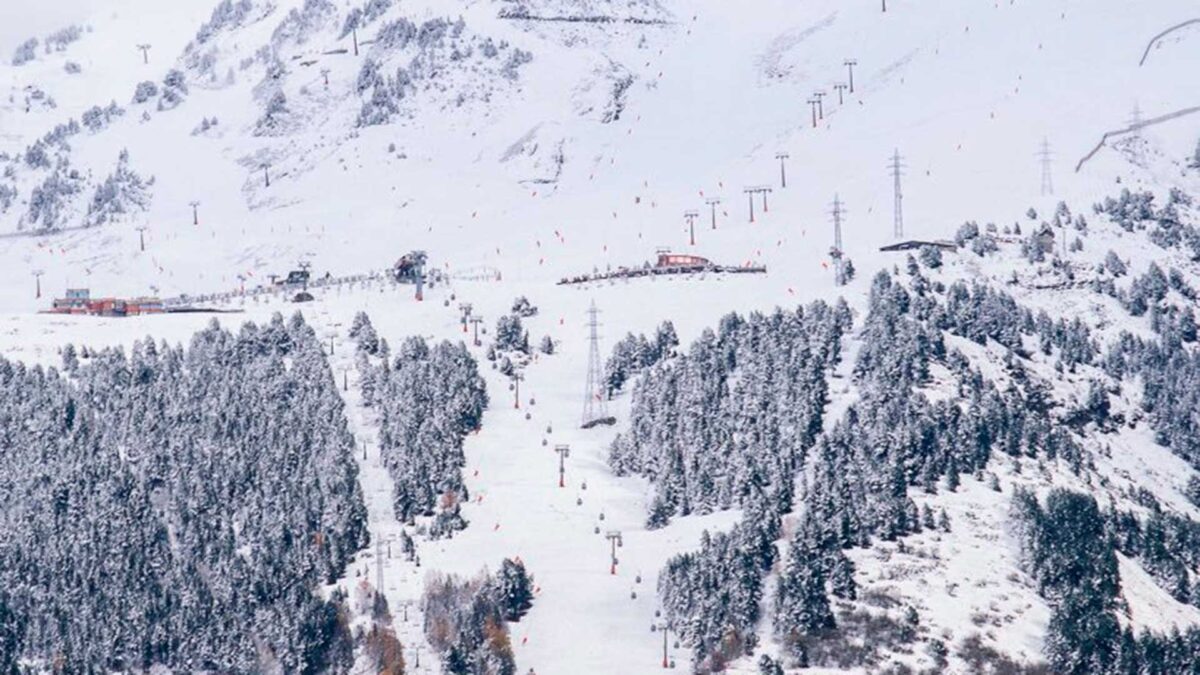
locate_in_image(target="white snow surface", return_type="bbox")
[3,0,1200,672]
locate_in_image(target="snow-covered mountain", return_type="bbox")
[3,0,1200,673]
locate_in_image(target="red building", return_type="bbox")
[49,289,164,317]
[656,253,711,268]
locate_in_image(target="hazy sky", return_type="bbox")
[0,1,97,55]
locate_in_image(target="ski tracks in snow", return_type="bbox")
[332,347,433,672]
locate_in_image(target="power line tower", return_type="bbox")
[844,59,858,93]
[776,152,790,188]
[814,91,827,120]
[889,149,906,239]
[137,44,151,64]
[581,301,609,428]
[705,197,721,229]
[807,98,820,128]
[833,83,848,105]
[189,200,200,226]
[1129,102,1144,138]
[830,195,846,286]
[1037,138,1054,196]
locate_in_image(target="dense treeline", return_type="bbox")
[1106,499,1200,605]
[423,558,534,675]
[1107,330,1200,469]
[1104,260,1200,469]
[773,514,858,667]
[931,278,1096,369]
[610,301,852,526]
[625,301,847,671]
[646,182,1200,671]
[351,312,488,537]
[0,313,367,673]
[772,270,1088,665]
[1014,488,1200,675]
[805,272,1083,549]
[659,499,780,671]
[653,269,1100,671]
[354,15,533,127]
[604,320,679,395]
[1095,187,1199,259]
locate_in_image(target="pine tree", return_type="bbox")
[918,244,943,269]
[491,559,534,622]
[494,314,527,353]
[828,550,857,601]
[774,522,835,657]
[757,654,784,675]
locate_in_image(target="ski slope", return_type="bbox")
[1,0,1198,312]
[3,0,1200,672]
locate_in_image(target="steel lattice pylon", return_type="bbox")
[582,300,608,427]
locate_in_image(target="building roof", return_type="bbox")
[879,239,958,252]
